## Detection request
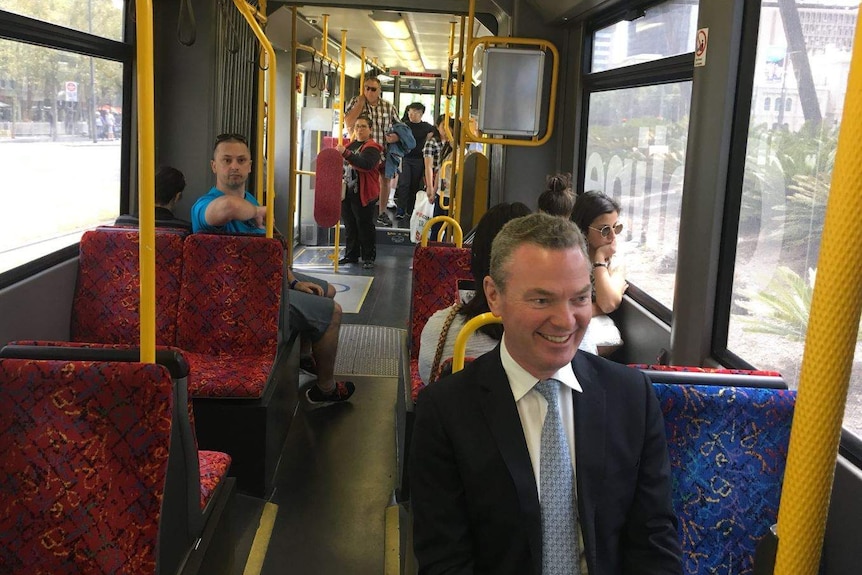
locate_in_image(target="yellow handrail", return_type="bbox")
[452,312,502,372]
[332,29,347,274]
[774,14,862,575]
[136,0,156,364]
[420,216,462,247]
[461,36,559,148]
[233,0,276,239]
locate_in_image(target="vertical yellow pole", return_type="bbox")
[287,6,298,265]
[332,30,348,273]
[136,0,156,364]
[233,0,277,238]
[774,16,862,575]
[255,56,265,204]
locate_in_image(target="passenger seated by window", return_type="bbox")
[115,166,192,232]
[191,133,355,408]
[571,190,628,356]
[418,203,599,386]
[537,172,576,219]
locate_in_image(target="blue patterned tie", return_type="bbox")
[535,379,580,575]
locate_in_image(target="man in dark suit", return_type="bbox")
[409,213,681,575]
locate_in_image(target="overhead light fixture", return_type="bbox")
[369,11,425,72]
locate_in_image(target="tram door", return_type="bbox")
[388,76,442,125]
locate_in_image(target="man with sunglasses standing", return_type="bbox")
[191,133,356,407]
[345,76,401,227]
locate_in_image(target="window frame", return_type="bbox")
[0,8,134,289]
[577,4,696,325]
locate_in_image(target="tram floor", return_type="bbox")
[195,241,415,574]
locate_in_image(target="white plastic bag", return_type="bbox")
[410,191,434,244]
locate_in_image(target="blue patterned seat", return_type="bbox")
[653,383,796,575]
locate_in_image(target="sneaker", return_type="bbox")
[376,213,392,227]
[363,260,375,269]
[395,208,406,220]
[299,355,317,376]
[338,257,358,265]
[386,199,397,209]
[306,381,355,407]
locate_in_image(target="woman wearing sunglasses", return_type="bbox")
[571,190,629,355]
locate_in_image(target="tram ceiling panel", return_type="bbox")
[270,2,500,76]
[523,0,635,24]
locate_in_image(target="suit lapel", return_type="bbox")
[572,353,607,572]
[476,349,543,574]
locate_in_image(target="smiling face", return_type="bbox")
[485,243,593,380]
[211,140,252,195]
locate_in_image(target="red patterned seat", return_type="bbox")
[409,245,472,401]
[199,450,232,510]
[2,342,233,538]
[0,358,173,575]
[71,228,186,346]
[177,234,283,399]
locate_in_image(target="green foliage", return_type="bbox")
[740,266,861,342]
[0,1,124,120]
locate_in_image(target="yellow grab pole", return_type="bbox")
[287,6,298,265]
[452,313,502,373]
[136,0,156,364]
[233,0,276,238]
[332,29,347,273]
[255,55,266,204]
[774,16,862,575]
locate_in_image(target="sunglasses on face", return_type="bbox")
[365,86,379,92]
[588,222,624,238]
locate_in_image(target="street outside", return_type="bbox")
[0,136,120,273]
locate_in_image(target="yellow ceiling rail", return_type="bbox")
[136,0,156,364]
[452,312,502,372]
[774,16,862,575]
[233,0,276,238]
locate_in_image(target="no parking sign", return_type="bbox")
[65,81,78,102]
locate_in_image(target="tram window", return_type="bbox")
[725,1,860,436]
[590,0,698,73]
[0,0,125,41]
[583,81,692,310]
[0,40,123,276]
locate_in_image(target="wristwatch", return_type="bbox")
[593,262,608,269]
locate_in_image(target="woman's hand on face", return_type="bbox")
[594,242,617,263]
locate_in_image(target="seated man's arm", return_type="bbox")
[286,269,324,297]
[204,195,266,228]
[410,391,476,575]
[622,374,683,574]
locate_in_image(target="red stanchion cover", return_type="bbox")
[314,147,344,228]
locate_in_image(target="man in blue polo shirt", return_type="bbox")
[192,133,355,407]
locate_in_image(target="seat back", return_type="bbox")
[633,364,786,389]
[653,383,796,575]
[71,227,186,346]
[177,234,283,356]
[410,245,472,360]
[0,358,174,575]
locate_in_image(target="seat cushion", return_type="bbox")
[184,351,274,398]
[198,450,232,510]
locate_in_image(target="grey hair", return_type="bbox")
[489,212,589,291]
